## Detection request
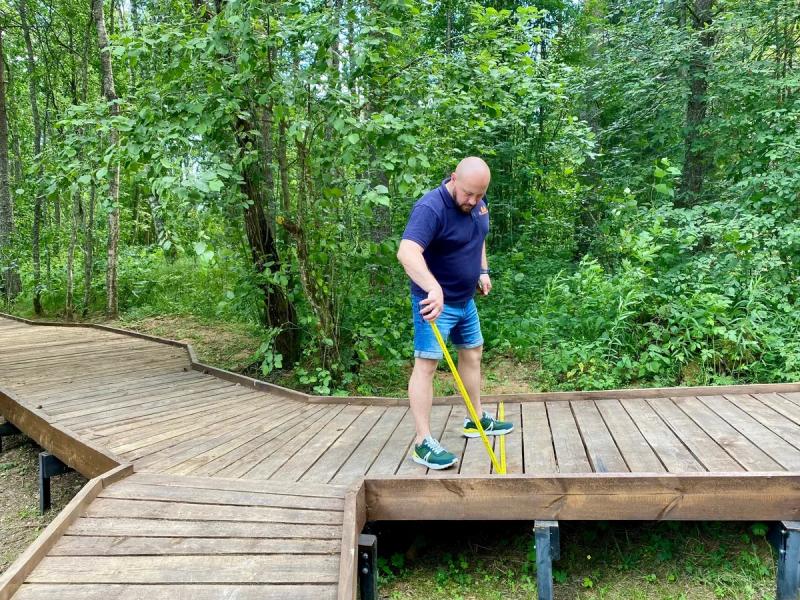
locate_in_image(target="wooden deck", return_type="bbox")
[3,314,800,598]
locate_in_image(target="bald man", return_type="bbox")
[397,157,513,470]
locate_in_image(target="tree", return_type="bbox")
[92,0,121,318]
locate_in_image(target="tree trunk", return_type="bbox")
[93,0,122,318]
[82,182,96,317]
[678,0,716,205]
[0,29,20,302]
[19,0,44,313]
[236,116,299,364]
[65,188,80,320]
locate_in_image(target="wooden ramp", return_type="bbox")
[11,472,347,600]
[3,314,800,598]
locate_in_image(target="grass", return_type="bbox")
[374,520,776,599]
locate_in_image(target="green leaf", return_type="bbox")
[78,175,91,185]
[653,183,673,196]
[346,133,360,145]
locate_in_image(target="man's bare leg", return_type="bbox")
[457,345,483,419]
[410,357,439,444]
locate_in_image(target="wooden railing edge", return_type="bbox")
[0,462,133,600]
[337,479,367,600]
[0,386,125,478]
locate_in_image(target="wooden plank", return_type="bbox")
[0,464,131,600]
[728,393,800,449]
[500,403,524,474]
[459,404,496,476]
[84,498,342,525]
[99,481,344,511]
[697,395,800,469]
[126,472,347,499]
[621,398,704,473]
[754,392,800,426]
[266,405,366,482]
[153,401,309,475]
[571,400,628,473]
[302,405,385,483]
[12,583,336,600]
[50,535,341,556]
[337,481,366,600]
[331,406,406,484]
[672,396,781,471]
[646,398,742,471]
[239,405,349,480]
[67,517,342,539]
[365,406,417,476]
[595,399,664,472]
[521,402,556,473]
[198,405,333,478]
[546,401,590,473]
[26,555,339,584]
[365,473,800,521]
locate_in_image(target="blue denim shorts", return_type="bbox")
[411,294,484,360]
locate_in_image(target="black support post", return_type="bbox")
[358,533,378,600]
[773,521,800,600]
[0,420,20,452]
[38,452,72,514]
[534,520,560,600]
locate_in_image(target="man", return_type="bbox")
[396,156,513,470]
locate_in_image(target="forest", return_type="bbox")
[0,0,798,397]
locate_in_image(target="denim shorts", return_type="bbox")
[411,294,484,360]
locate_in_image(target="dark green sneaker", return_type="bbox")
[463,411,514,438]
[412,436,458,470]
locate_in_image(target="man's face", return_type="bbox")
[452,177,488,214]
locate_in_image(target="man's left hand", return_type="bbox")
[478,274,492,296]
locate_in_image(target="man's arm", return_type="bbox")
[397,239,444,320]
[479,241,492,296]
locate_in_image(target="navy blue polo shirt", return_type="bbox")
[401,178,489,303]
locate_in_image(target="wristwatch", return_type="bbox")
[480,268,490,275]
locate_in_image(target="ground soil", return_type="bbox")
[0,433,87,575]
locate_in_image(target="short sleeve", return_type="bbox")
[402,204,440,250]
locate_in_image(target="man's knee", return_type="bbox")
[412,357,439,378]
[457,345,483,365]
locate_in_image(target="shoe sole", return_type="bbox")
[412,454,458,470]
[463,425,514,438]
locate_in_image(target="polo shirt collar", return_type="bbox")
[439,177,455,208]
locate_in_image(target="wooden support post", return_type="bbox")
[534,520,560,600]
[38,452,72,514]
[0,420,20,452]
[358,533,378,600]
[772,521,800,599]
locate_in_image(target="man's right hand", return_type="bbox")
[419,286,444,321]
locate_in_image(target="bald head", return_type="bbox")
[448,156,491,213]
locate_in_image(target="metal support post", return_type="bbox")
[38,452,72,514]
[358,533,378,600]
[534,520,560,600]
[772,521,800,600]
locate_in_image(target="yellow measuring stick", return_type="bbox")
[429,320,505,475]
[499,401,507,474]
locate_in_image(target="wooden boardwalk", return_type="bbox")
[3,315,800,598]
